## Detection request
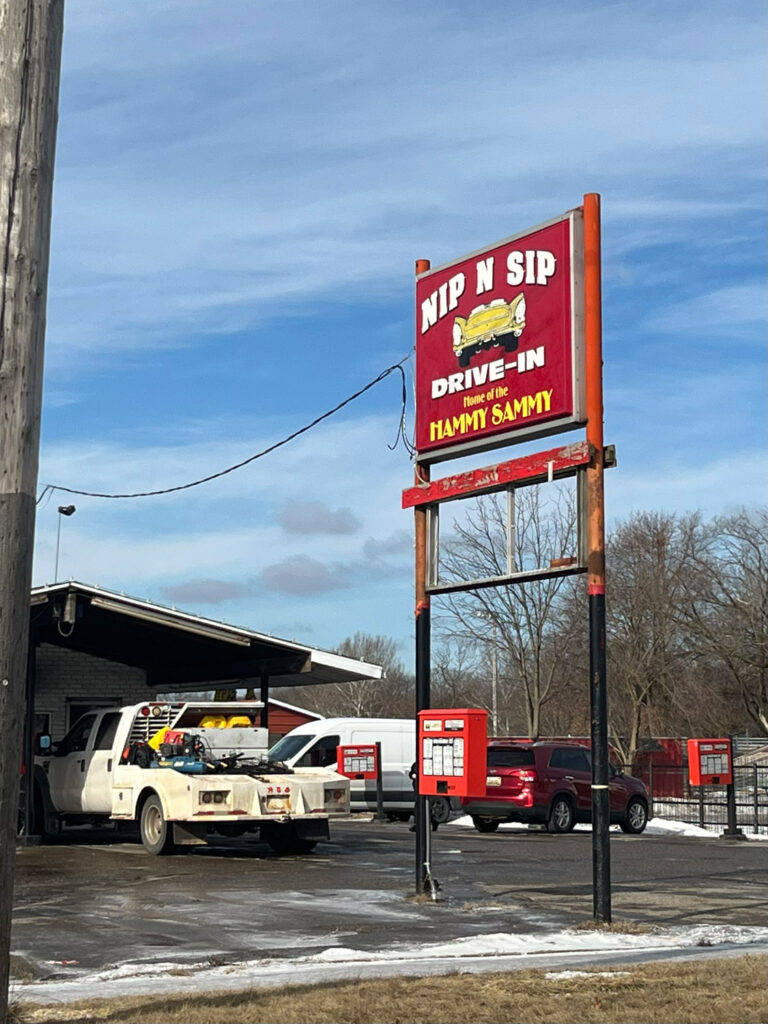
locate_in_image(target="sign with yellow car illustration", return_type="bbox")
[415,209,585,460]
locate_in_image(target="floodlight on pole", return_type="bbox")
[54,505,76,582]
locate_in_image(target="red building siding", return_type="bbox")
[267,705,318,737]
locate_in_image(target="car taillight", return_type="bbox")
[518,770,537,783]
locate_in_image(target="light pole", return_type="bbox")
[475,611,499,736]
[54,505,76,581]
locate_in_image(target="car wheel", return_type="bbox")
[547,795,575,833]
[620,797,648,834]
[502,334,519,353]
[429,797,452,825]
[458,349,471,367]
[139,795,177,855]
[471,816,500,834]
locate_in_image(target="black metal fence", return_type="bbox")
[640,763,768,836]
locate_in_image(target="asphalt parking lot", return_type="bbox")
[11,819,768,978]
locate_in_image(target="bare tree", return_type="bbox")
[436,483,580,739]
[276,633,411,719]
[603,511,703,765]
[682,509,768,735]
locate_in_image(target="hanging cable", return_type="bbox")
[387,362,416,457]
[37,355,412,503]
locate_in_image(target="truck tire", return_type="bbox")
[139,795,177,855]
[264,824,317,855]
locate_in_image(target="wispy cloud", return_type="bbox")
[260,555,351,597]
[276,501,361,536]
[651,284,766,339]
[160,579,251,605]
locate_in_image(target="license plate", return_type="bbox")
[487,776,502,786]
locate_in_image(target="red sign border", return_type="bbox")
[414,208,586,464]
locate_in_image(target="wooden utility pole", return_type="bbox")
[0,2,64,1020]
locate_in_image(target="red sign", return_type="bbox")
[337,744,379,780]
[415,210,585,461]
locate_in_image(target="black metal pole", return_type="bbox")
[413,257,432,895]
[589,591,611,922]
[723,781,744,838]
[584,193,611,924]
[259,673,269,731]
[375,740,384,821]
[415,598,430,892]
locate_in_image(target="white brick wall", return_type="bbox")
[35,644,149,738]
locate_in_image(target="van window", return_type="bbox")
[268,734,313,763]
[297,735,340,768]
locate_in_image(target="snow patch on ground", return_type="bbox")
[15,923,768,1006]
[449,814,768,840]
[545,970,631,980]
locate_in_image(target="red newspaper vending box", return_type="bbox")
[337,744,379,780]
[417,708,487,799]
[687,738,733,786]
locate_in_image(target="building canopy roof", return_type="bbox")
[31,582,383,692]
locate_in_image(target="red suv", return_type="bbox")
[461,741,649,834]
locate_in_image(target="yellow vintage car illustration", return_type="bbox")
[452,293,526,367]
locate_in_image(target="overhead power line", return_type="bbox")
[37,357,413,504]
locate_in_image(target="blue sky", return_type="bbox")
[34,1,766,656]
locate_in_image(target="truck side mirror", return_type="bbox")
[35,734,52,755]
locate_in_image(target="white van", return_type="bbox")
[268,718,417,819]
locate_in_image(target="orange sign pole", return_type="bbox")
[584,192,611,922]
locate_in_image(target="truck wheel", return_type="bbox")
[265,824,317,855]
[139,795,176,855]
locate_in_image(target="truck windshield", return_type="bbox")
[268,734,313,763]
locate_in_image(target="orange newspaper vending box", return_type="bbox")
[687,738,733,786]
[417,708,487,799]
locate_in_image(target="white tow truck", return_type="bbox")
[32,700,350,855]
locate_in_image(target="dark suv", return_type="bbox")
[461,741,649,834]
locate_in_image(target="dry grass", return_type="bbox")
[572,919,654,934]
[19,954,768,1024]
[9,956,43,983]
